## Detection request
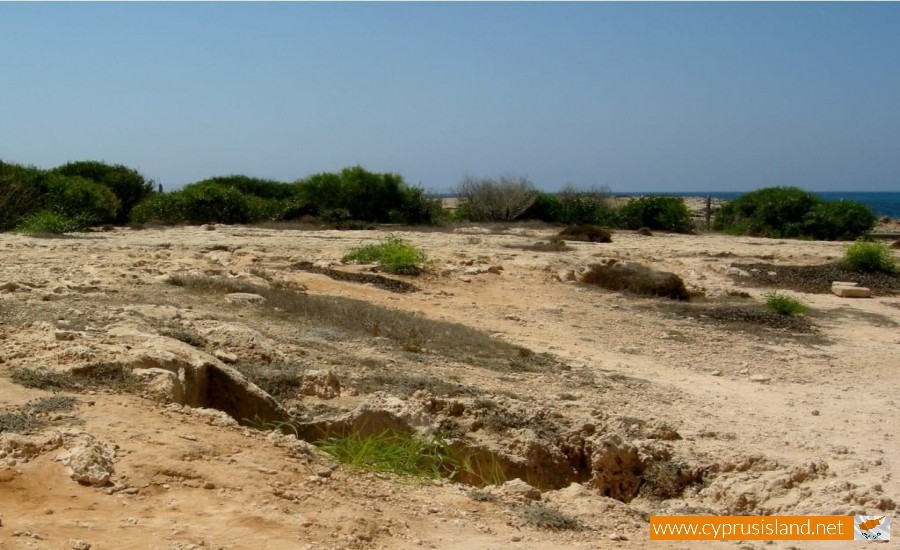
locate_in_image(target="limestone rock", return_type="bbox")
[299,370,341,399]
[225,292,266,304]
[107,324,286,423]
[831,282,871,298]
[586,434,644,502]
[55,433,115,487]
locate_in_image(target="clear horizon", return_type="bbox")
[2,3,898,193]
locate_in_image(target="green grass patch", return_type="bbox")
[318,430,506,485]
[343,235,427,275]
[764,292,808,316]
[15,210,86,234]
[843,240,897,274]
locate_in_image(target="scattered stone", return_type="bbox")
[54,330,77,341]
[316,467,333,478]
[213,349,238,364]
[70,539,92,550]
[499,478,541,500]
[225,292,266,304]
[811,409,820,416]
[608,532,628,541]
[749,374,771,383]
[710,370,723,377]
[556,270,576,283]
[201,224,216,231]
[0,432,64,464]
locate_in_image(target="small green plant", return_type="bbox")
[765,292,808,316]
[343,235,427,275]
[843,240,897,274]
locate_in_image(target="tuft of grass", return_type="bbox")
[843,240,897,274]
[27,396,76,413]
[10,364,140,393]
[318,430,506,485]
[764,292,808,316]
[343,235,427,275]
[0,411,39,434]
[520,503,583,531]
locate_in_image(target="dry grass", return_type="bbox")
[581,261,689,300]
[166,274,554,371]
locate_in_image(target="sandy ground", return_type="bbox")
[0,223,898,550]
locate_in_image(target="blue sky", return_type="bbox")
[1,3,898,192]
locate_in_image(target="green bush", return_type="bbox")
[764,292,808,316]
[343,235,427,274]
[15,210,84,234]
[129,193,185,224]
[52,161,153,224]
[714,187,874,241]
[843,241,897,273]
[801,201,877,241]
[714,187,819,238]
[0,161,47,230]
[617,196,693,233]
[295,166,436,224]
[193,175,295,200]
[522,186,614,225]
[44,174,120,225]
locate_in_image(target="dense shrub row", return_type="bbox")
[454,177,694,233]
[0,160,883,241]
[131,166,442,226]
[713,186,876,240]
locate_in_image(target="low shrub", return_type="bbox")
[558,225,612,243]
[581,260,690,300]
[843,241,897,273]
[764,292,808,316]
[617,196,693,233]
[343,236,427,275]
[454,175,537,222]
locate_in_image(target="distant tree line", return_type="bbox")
[0,160,878,240]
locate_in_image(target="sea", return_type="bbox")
[616,191,900,219]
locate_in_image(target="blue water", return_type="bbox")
[618,192,900,218]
